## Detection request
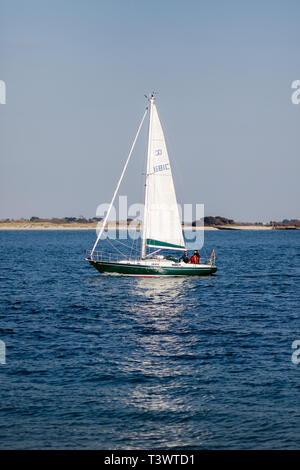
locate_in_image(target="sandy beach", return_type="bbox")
[0,222,275,231]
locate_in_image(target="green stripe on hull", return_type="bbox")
[88,260,217,276]
[146,238,186,250]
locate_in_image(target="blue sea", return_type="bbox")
[0,229,299,449]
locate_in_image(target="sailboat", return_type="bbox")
[86,93,217,277]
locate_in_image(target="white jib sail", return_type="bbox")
[142,98,185,253]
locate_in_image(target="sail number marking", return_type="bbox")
[153,163,169,173]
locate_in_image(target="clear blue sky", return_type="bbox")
[1,0,299,222]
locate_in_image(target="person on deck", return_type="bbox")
[189,250,200,264]
[180,250,189,263]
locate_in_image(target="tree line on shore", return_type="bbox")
[0,216,103,224]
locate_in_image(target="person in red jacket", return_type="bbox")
[189,250,200,264]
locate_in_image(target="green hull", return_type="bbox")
[88,260,217,276]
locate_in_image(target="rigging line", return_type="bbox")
[114,236,140,253]
[129,238,134,260]
[135,235,141,260]
[106,237,126,257]
[90,105,149,257]
[144,248,161,258]
[128,225,140,259]
[129,234,137,260]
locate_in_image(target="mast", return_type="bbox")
[141,93,155,259]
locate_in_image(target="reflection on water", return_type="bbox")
[135,276,192,299]
[133,276,196,315]
[116,275,212,438]
[128,276,193,330]
[131,384,186,413]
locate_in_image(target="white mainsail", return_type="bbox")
[142,96,185,256]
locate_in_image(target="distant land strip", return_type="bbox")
[0,216,299,230]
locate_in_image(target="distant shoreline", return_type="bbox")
[0,222,296,231]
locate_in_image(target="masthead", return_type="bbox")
[144,91,157,103]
